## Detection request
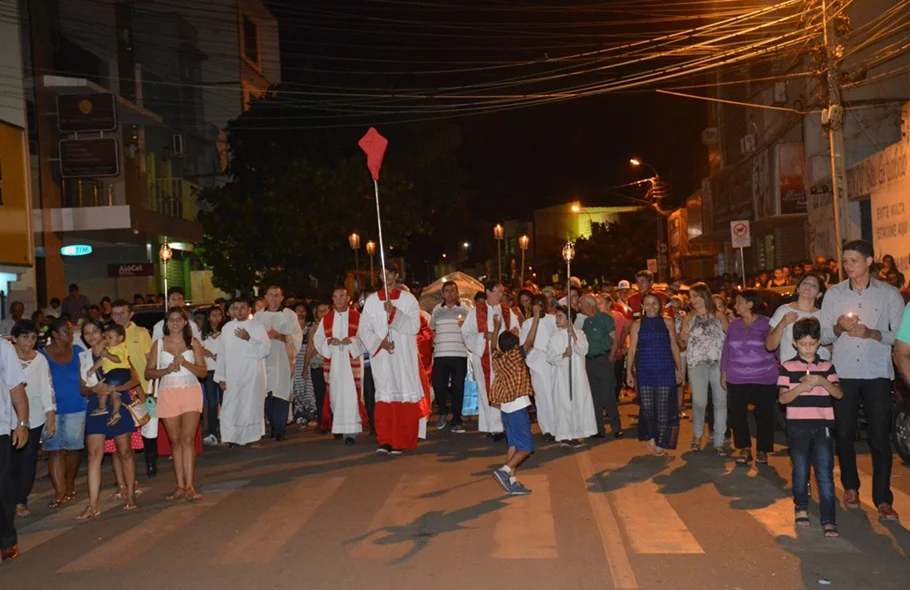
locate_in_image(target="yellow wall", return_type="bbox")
[0,122,32,266]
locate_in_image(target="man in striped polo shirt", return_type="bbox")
[778,317,844,538]
[431,281,469,433]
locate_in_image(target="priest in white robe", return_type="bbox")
[520,293,558,440]
[255,286,303,442]
[462,281,520,436]
[547,307,598,446]
[358,264,424,455]
[216,298,271,446]
[314,288,368,443]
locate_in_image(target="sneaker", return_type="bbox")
[570,440,585,449]
[389,449,403,456]
[492,468,511,492]
[878,503,899,521]
[203,434,219,446]
[376,444,392,456]
[451,424,466,434]
[436,414,448,430]
[509,481,532,496]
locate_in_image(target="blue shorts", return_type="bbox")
[502,407,534,453]
[42,411,86,451]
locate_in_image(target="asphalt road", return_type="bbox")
[4,403,910,590]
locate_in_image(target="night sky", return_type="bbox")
[265,0,708,220]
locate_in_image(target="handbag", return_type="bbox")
[462,362,479,417]
[126,387,151,427]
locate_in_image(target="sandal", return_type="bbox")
[735,451,753,466]
[74,507,101,522]
[690,442,701,452]
[823,524,840,538]
[16,504,31,518]
[123,501,138,511]
[184,487,204,501]
[65,491,77,501]
[756,451,769,465]
[165,488,186,501]
[646,439,657,454]
[714,447,727,457]
[795,511,810,527]
[109,487,128,500]
[48,496,68,509]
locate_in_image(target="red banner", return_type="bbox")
[779,143,807,215]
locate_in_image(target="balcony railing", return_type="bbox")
[147,178,200,222]
[62,179,116,207]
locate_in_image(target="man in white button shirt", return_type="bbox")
[0,338,30,562]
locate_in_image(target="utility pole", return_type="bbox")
[821,0,847,281]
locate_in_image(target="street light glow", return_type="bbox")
[570,204,581,213]
[463,242,469,248]
[630,158,642,167]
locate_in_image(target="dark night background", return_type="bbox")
[264,0,708,219]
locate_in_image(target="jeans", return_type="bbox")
[265,393,290,440]
[586,354,621,435]
[834,378,893,506]
[432,356,467,425]
[613,356,625,399]
[688,361,726,448]
[727,382,778,452]
[311,366,327,425]
[789,424,836,526]
[203,370,222,438]
[11,425,43,506]
[363,366,376,433]
[0,435,16,550]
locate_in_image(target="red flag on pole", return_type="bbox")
[358,127,388,181]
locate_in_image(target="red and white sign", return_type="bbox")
[730,220,751,248]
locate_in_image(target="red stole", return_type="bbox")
[475,301,511,394]
[417,314,433,419]
[320,308,369,432]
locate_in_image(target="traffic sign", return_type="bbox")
[730,220,751,248]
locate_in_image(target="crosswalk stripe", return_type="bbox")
[492,474,557,559]
[576,453,639,590]
[605,464,704,555]
[705,468,859,553]
[215,477,345,565]
[350,475,444,560]
[58,480,248,573]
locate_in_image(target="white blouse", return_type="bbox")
[18,352,57,428]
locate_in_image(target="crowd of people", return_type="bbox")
[2,239,910,562]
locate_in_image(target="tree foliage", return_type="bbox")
[198,92,468,295]
[570,210,659,284]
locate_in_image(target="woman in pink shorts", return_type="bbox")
[146,307,207,501]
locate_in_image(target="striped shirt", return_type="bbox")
[430,303,468,358]
[778,355,839,428]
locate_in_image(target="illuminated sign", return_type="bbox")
[61,244,93,257]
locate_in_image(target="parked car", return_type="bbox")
[893,377,910,465]
[131,302,217,333]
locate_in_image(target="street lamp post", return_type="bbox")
[630,158,668,283]
[493,224,504,284]
[349,233,361,295]
[365,240,376,287]
[159,241,173,304]
[518,235,529,286]
[562,241,575,401]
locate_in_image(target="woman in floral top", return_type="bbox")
[679,283,729,454]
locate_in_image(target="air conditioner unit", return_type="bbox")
[172,134,186,157]
[701,127,719,145]
[740,134,756,154]
[773,81,787,105]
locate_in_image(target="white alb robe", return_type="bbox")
[357,290,423,404]
[255,308,303,402]
[315,310,365,435]
[215,318,271,445]
[462,303,520,433]
[547,329,598,441]
[520,314,557,435]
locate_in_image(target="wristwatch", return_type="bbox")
[16,420,29,428]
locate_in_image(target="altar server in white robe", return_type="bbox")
[314,288,368,443]
[520,293,558,440]
[547,306,598,447]
[462,281,520,436]
[358,263,424,455]
[216,298,271,446]
[255,286,302,442]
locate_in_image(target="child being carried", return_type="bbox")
[87,324,131,427]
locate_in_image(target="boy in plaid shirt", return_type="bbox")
[490,303,542,496]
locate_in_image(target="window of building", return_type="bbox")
[241,14,260,68]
